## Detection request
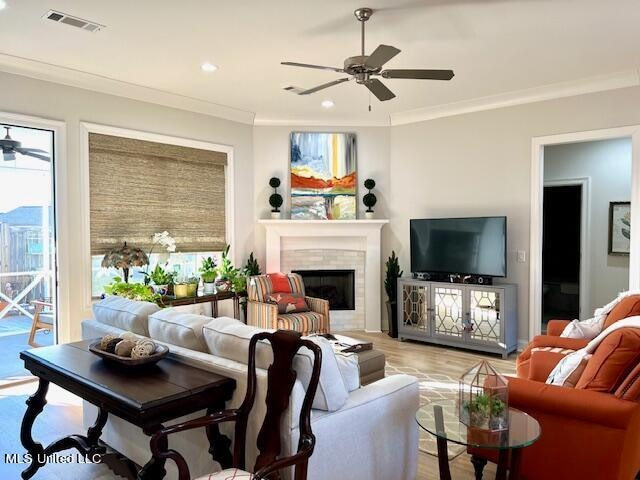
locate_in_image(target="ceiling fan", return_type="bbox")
[1,126,50,162]
[282,7,454,102]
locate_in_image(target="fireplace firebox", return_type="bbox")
[293,269,355,311]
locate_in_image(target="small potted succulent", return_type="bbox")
[144,264,176,296]
[199,256,217,294]
[269,177,283,219]
[363,178,377,219]
[215,245,235,292]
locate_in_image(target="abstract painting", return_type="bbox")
[609,201,631,255]
[290,132,357,220]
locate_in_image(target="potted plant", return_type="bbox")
[363,179,377,219]
[385,251,403,338]
[186,276,199,297]
[462,394,507,430]
[143,264,176,295]
[199,256,218,294]
[269,177,283,219]
[104,276,160,303]
[173,278,190,299]
[215,245,235,292]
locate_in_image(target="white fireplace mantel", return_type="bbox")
[258,219,389,332]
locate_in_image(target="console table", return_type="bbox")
[398,278,518,358]
[19,340,236,479]
[161,290,241,319]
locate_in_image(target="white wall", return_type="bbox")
[390,85,640,343]
[0,71,254,341]
[544,138,632,314]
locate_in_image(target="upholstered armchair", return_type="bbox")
[470,294,640,480]
[247,273,330,335]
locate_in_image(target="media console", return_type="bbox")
[397,277,517,358]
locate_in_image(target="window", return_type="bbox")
[88,132,228,297]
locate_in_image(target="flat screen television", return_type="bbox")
[410,216,507,277]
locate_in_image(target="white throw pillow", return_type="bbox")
[148,308,211,352]
[92,296,160,335]
[334,352,360,392]
[202,318,349,411]
[170,303,213,317]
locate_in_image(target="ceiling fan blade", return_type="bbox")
[281,62,344,73]
[15,147,51,161]
[23,151,51,161]
[3,151,16,161]
[283,85,307,94]
[381,69,455,80]
[365,78,396,101]
[16,147,49,154]
[300,77,351,95]
[365,45,401,69]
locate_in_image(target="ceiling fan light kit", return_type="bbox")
[282,7,454,102]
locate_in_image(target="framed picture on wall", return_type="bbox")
[608,201,631,255]
[289,132,357,220]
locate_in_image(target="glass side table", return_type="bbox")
[416,399,541,480]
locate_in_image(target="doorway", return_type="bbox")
[542,184,582,331]
[531,129,638,340]
[0,122,57,383]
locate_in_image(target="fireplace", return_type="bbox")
[293,269,356,311]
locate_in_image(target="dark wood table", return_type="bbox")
[161,290,241,319]
[19,340,236,480]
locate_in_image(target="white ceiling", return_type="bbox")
[1,0,640,125]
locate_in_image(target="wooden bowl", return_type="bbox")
[89,340,169,368]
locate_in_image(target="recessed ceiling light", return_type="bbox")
[321,100,335,109]
[0,1,7,10]
[201,62,218,73]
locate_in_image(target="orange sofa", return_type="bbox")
[470,294,640,480]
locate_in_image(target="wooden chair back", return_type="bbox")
[235,329,322,480]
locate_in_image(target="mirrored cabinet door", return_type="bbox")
[468,289,503,344]
[400,283,430,334]
[431,286,464,340]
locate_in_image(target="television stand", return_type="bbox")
[397,278,517,358]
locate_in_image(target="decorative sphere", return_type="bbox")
[363,192,377,208]
[269,193,283,209]
[364,178,376,190]
[269,177,281,188]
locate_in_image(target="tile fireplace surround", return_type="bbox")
[258,219,388,332]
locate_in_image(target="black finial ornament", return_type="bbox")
[268,177,283,218]
[363,178,377,218]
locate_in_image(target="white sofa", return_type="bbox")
[81,297,419,480]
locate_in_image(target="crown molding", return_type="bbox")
[253,115,391,127]
[0,52,256,125]
[390,68,640,126]
[1,52,639,128]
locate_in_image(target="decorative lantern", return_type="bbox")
[101,242,149,283]
[458,360,509,431]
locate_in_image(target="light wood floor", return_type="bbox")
[344,331,516,480]
[0,332,516,479]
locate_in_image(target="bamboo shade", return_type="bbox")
[89,133,227,254]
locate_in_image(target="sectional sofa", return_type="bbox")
[81,296,419,480]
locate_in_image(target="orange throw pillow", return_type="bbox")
[603,295,640,329]
[575,328,640,392]
[265,293,309,314]
[267,273,292,294]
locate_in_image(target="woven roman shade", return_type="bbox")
[89,133,227,255]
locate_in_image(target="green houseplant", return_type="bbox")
[199,256,218,294]
[215,245,236,292]
[385,251,403,338]
[103,276,159,303]
[143,264,175,296]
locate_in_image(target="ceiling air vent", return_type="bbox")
[43,10,104,32]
